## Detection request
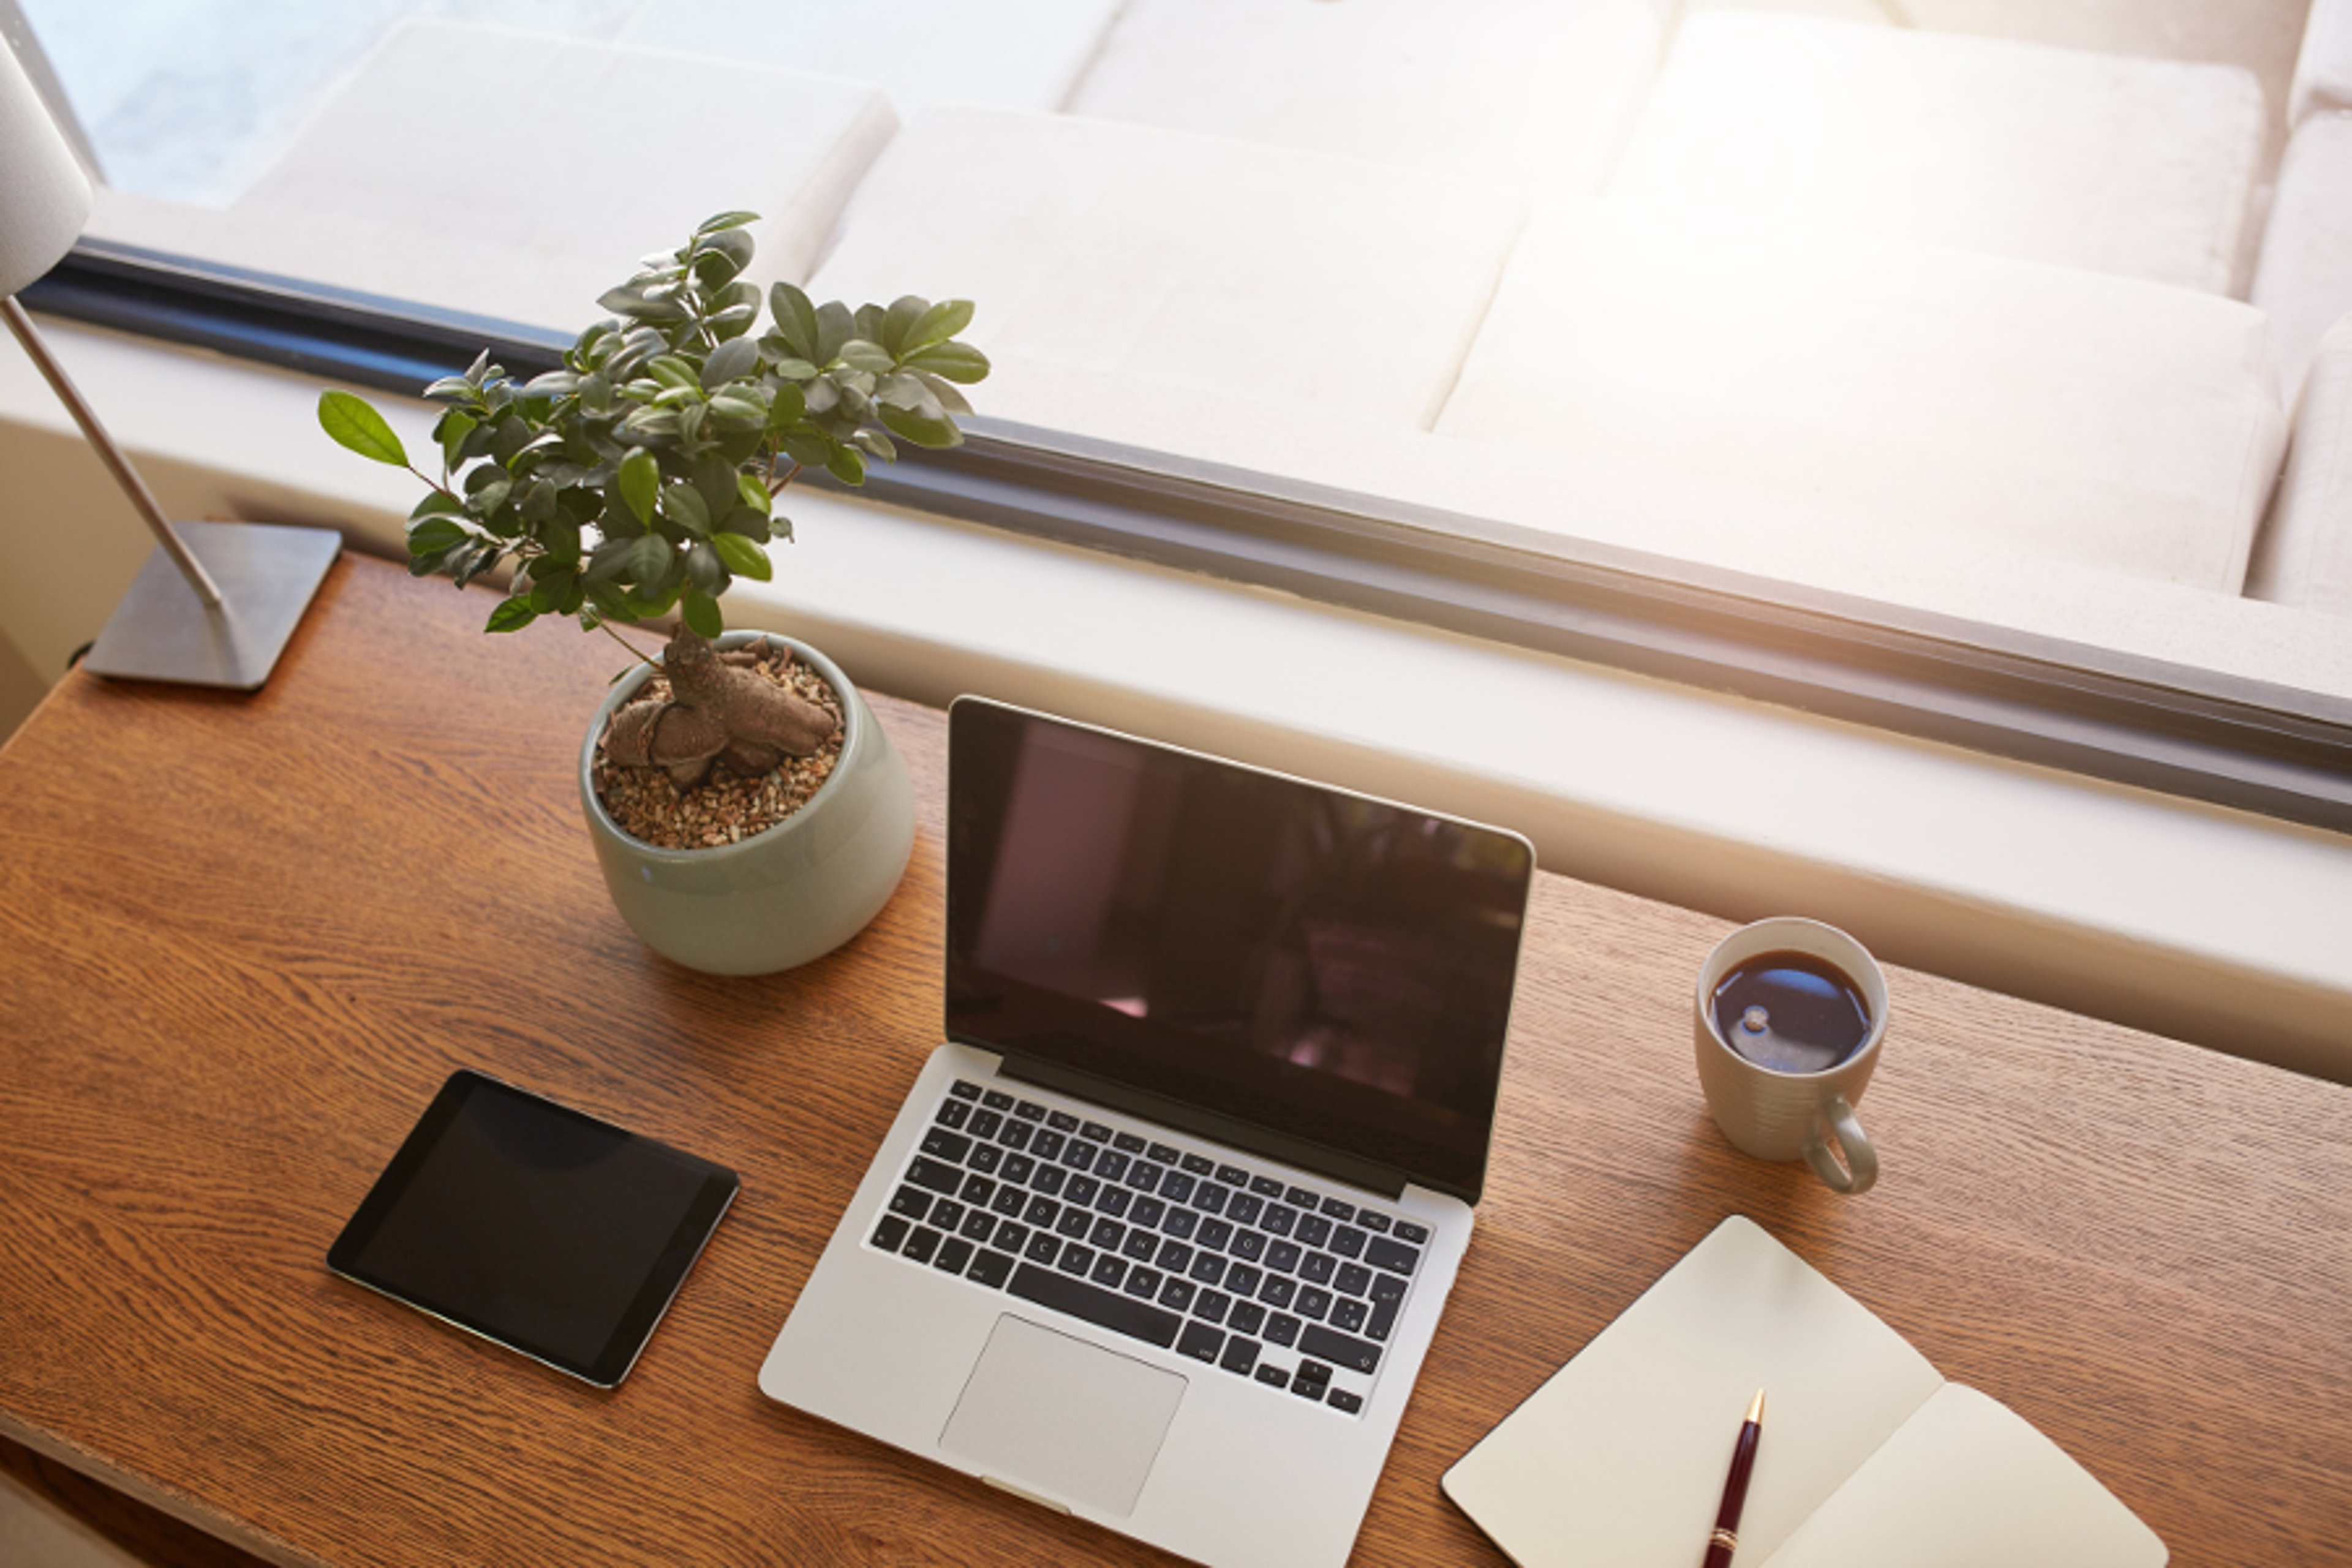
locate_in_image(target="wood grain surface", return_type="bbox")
[0,553,2346,1567]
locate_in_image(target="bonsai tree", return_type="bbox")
[318,210,986,791]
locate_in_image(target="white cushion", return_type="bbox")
[805,106,1525,435]
[1065,0,1660,200]
[1611,12,2265,295]
[1437,205,2286,593]
[2252,113,2352,402]
[2291,0,2352,124]
[227,21,897,332]
[2249,315,2352,613]
[613,0,1119,128]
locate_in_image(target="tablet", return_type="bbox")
[328,1070,739,1387]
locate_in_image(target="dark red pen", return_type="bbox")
[1702,1389,1766,1567]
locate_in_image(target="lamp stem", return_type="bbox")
[2,294,224,607]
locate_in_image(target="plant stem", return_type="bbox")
[595,617,660,666]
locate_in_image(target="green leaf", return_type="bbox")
[647,355,700,392]
[624,533,674,586]
[618,448,659,526]
[408,516,470,556]
[905,298,974,352]
[681,589,723,639]
[710,530,772,581]
[879,404,963,450]
[697,209,761,236]
[813,300,854,364]
[881,295,927,355]
[735,472,773,515]
[485,597,539,633]
[839,340,895,375]
[684,541,728,598]
[660,480,712,536]
[905,341,990,383]
[701,334,761,388]
[318,390,409,466]
[824,444,867,486]
[769,282,819,360]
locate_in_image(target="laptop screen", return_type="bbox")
[945,699,1532,1203]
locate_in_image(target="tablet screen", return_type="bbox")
[328,1071,738,1387]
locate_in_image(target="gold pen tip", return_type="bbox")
[1747,1388,1766,1424]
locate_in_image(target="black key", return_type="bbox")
[1193,1289,1232,1325]
[1223,1264,1264,1299]
[959,1173,996,1207]
[1047,1110,1080,1133]
[1180,1152,1214,1176]
[993,1219,1031,1253]
[1285,1186,1317,1208]
[967,1144,1003,1176]
[1080,1120,1113,1144]
[1161,1208,1199,1241]
[1090,1216,1126,1251]
[1193,1184,1228,1217]
[1121,1228,1159,1262]
[1336,1263,1373,1298]
[1001,1152,1035,1185]
[1265,1313,1302,1348]
[1112,1130,1147,1155]
[1262,1204,1297,1238]
[872,1215,911,1252]
[1055,1207,1092,1239]
[1159,1170,1196,1205]
[921,1128,973,1163]
[929,1200,966,1234]
[1031,1165,1067,1198]
[1320,1196,1355,1221]
[1010,1262,1183,1349]
[1229,1230,1267,1264]
[989,1185,1028,1219]
[1369,1271,1408,1308]
[1198,1217,1235,1252]
[1125,1164,1161,1196]
[1300,1323,1381,1375]
[1296,1359,1333,1387]
[1155,1239,1194,1273]
[1228,1302,1267,1336]
[1090,1254,1127,1289]
[1365,1236,1421,1276]
[968,1248,1016,1289]
[1254,1365,1289,1390]
[1227,1193,1264,1227]
[1062,1142,1098,1174]
[1296,1214,1333,1249]
[1289,1379,1325,1404]
[949,1080,982,1101]
[1130,1196,1166,1229]
[1260,1275,1297,1310]
[1219,1336,1262,1376]
[1215,1164,1249,1186]
[1095,1186,1131,1219]
[1177,1321,1224,1363]
[1368,1292,1401,1343]
[981,1088,1014,1111]
[1357,1211,1392,1234]
[1331,1297,1370,1333]
[1250,1175,1284,1199]
[1297,1286,1334,1321]
[1300,1251,1338,1286]
[1032,1129,1066,1162]
[1065,1174,1101,1207]
[1124,1266,1163,1300]
[960,1209,997,1243]
[1058,1242,1096,1275]
[998,1121,1033,1152]
[888,1185,932,1221]
[903,1225,943,1265]
[1267,1240,1303,1274]
[935,1098,972,1129]
[1023,1194,1060,1228]
[970,1109,1004,1140]
[1394,1221,1430,1245]
[937,1237,976,1275]
[1188,1253,1227,1287]
[907,1157,963,1196]
[1332,1226,1368,1261]
[1147,1142,1179,1165]
[1024,1231,1060,1264]
[1095,1150,1130,1184]
[1327,1389,1363,1415]
[1159,1277,1196,1314]
[1012,1098,1047,1121]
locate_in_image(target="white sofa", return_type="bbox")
[2291,0,2352,124]
[2252,112,2352,403]
[2249,315,2352,613]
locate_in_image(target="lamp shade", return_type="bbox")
[0,35,92,297]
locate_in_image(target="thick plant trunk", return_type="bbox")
[601,627,839,790]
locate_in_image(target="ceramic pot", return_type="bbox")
[578,631,914,975]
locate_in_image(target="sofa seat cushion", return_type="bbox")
[1065,0,1660,200]
[1610,12,2265,295]
[804,106,1526,435]
[2252,113,2352,402]
[1436,205,2286,594]
[2291,0,2352,124]
[2249,315,2352,613]
[227,21,897,332]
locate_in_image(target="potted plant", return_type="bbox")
[317,211,987,974]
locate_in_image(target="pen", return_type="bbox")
[1702,1389,1766,1568]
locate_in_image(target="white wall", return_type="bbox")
[5,315,2349,1082]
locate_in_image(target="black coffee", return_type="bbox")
[1710,950,1872,1074]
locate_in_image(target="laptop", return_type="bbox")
[758,697,1534,1568]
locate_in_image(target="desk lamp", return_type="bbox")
[1,36,336,688]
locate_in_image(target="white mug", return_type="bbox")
[1694,918,1887,1194]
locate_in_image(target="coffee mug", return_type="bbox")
[1694,918,1887,1194]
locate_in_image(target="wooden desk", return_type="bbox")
[1,554,2346,1567]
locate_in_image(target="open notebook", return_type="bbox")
[1442,1216,2165,1568]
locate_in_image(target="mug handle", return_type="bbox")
[1804,1096,1879,1195]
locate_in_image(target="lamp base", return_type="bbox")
[83,520,341,690]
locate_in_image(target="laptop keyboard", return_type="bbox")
[866,1077,1433,1417]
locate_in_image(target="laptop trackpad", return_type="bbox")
[941,1314,1187,1517]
